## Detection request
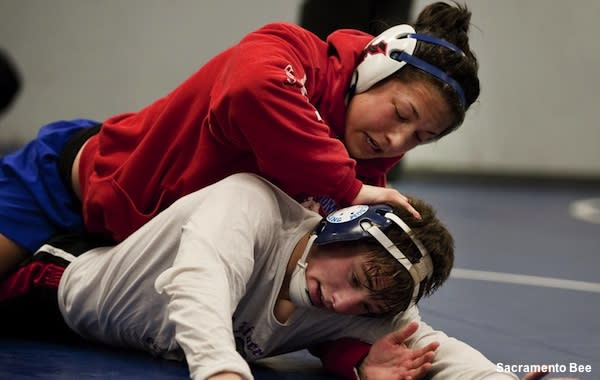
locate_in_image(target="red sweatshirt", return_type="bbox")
[79,22,401,242]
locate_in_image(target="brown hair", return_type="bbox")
[392,1,480,135]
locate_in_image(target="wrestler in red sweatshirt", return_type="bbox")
[76,6,479,242]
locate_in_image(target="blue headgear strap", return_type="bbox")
[409,33,465,56]
[393,33,466,108]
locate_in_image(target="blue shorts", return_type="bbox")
[0,119,99,253]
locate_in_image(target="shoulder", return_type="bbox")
[166,174,279,221]
[234,22,325,66]
[216,173,278,199]
[208,174,289,214]
[217,173,317,225]
[247,22,320,42]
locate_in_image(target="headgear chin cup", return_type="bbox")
[352,24,466,108]
[289,204,433,311]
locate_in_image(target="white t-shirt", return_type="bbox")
[58,173,517,380]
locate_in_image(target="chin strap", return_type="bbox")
[288,234,318,308]
[362,212,433,309]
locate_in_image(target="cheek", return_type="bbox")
[345,135,362,158]
[305,259,324,279]
[344,116,363,156]
[346,94,371,130]
[307,257,341,282]
[393,136,420,156]
[396,130,417,146]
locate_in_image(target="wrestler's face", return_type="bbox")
[304,244,390,316]
[345,79,452,159]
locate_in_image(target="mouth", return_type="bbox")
[309,283,324,308]
[365,133,383,154]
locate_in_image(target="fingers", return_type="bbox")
[404,350,436,379]
[397,198,421,220]
[410,341,440,358]
[409,361,433,379]
[411,350,436,367]
[353,185,422,220]
[396,192,409,201]
[363,332,438,380]
[381,187,421,219]
[387,321,419,344]
[387,192,421,220]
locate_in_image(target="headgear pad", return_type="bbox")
[352,24,467,108]
[353,25,417,94]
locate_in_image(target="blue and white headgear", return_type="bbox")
[350,24,467,109]
[289,204,433,312]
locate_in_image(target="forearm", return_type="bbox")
[154,221,254,380]
[156,264,252,380]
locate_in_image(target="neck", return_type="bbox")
[273,232,312,323]
[280,232,311,301]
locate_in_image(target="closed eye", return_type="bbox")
[416,130,441,144]
[395,107,409,122]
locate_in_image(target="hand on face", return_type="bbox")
[359,322,438,380]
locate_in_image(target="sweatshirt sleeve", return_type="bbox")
[209,23,362,206]
[153,182,273,380]
[399,307,519,380]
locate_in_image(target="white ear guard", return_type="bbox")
[352,24,467,108]
[353,25,417,94]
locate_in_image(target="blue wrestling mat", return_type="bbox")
[0,337,333,380]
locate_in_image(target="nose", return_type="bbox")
[330,289,367,315]
[384,125,415,155]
